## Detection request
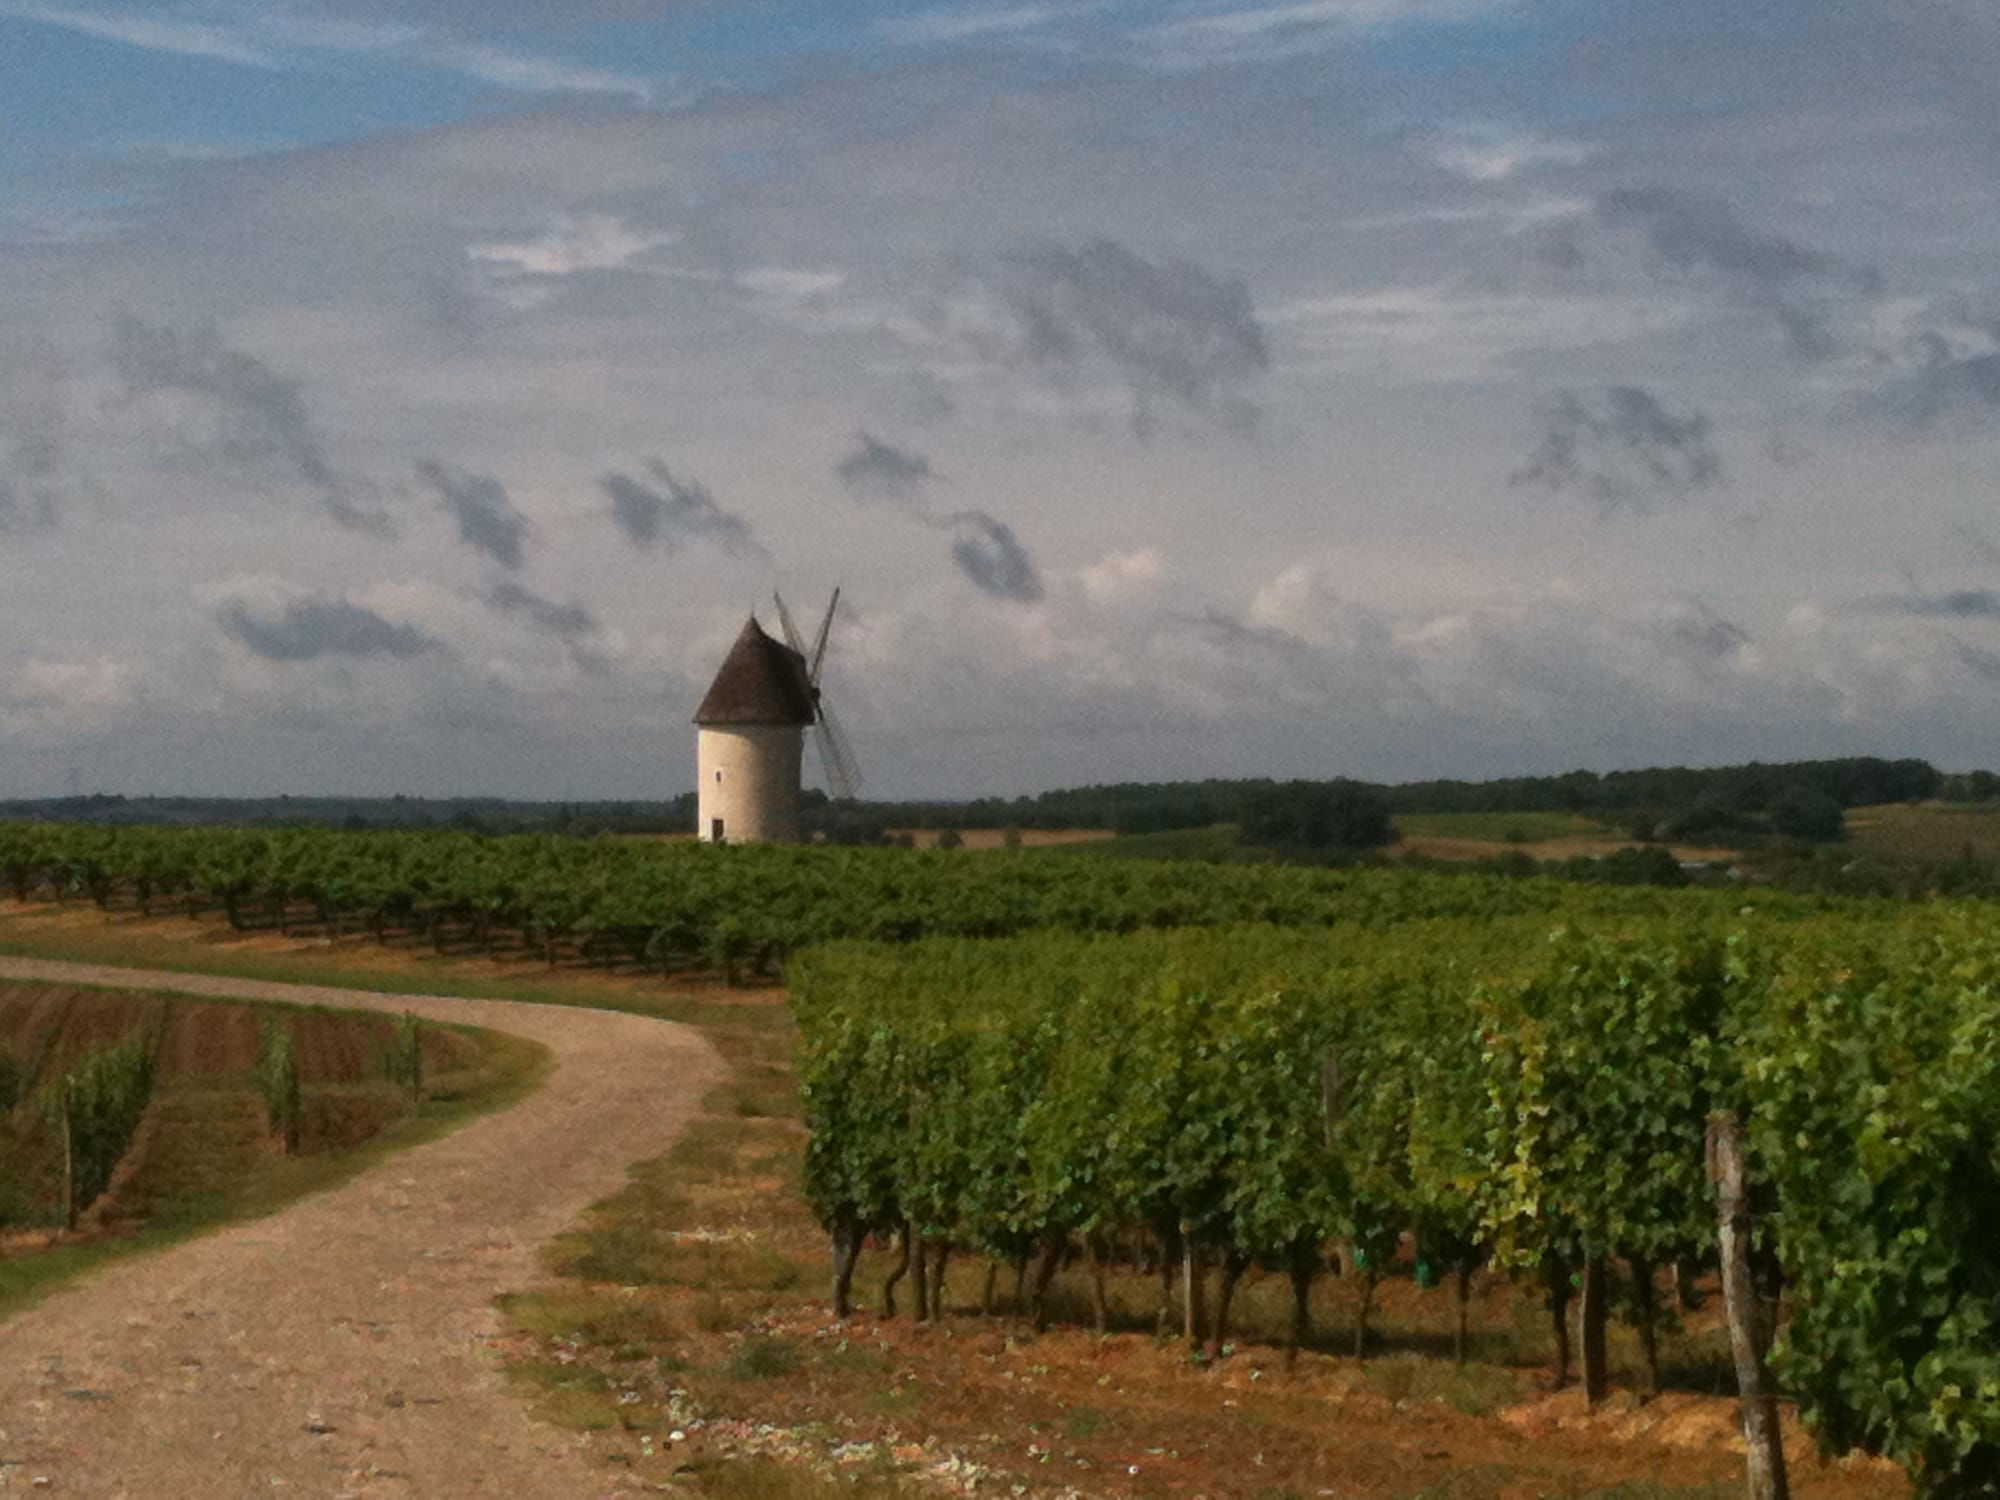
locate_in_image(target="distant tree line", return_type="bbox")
[834,757,1959,843]
[5,756,1983,849]
[0,792,698,836]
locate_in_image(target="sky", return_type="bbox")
[3,0,2000,800]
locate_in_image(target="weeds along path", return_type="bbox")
[0,956,723,1498]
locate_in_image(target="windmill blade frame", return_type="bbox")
[815,697,864,802]
[808,586,840,685]
[771,591,809,660]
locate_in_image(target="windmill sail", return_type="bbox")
[772,591,809,661]
[809,586,839,683]
[773,588,862,801]
[817,697,863,802]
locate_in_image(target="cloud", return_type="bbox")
[1,3,275,65]
[946,510,1045,602]
[111,317,391,535]
[1270,285,1688,384]
[879,4,1065,45]
[215,591,440,662]
[835,432,934,503]
[1511,386,1723,515]
[483,579,600,638]
[0,401,67,530]
[1869,332,2000,429]
[830,433,1044,601]
[1141,0,1519,67]
[1080,547,1166,605]
[467,214,680,309]
[3,3,659,98]
[983,238,1270,437]
[1651,600,1750,659]
[414,459,529,570]
[482,579,607,671]
[600,461,763,556]
[300,0,688,27]
[1858,589,2000,619]
[1417,126,1592,183]
[1591,187,1879,360]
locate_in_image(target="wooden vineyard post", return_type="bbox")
[56,1083,76,1232]
[1707,1111,1790,1500]
[1181,1231,1208,1350]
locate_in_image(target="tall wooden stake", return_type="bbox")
[1708,1111,1790,1500]
[57,1088,76,1232]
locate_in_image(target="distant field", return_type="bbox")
[1846,800,2000,860]
[1391,810,1612,843]
[889,827,1114,850]
[1044,823,1245,860]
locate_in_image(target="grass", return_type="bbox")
[1363,1354,1524,1416]
[0,903,774,1031]
[0,981,546,1321]
[725,1334,804,1380]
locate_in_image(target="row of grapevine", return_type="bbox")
[0,821,1818,978]
[43,1022,163,1230]
[794,911,2000,1496]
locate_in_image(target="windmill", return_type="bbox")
[772,588,864,805]
[691,589,862,844]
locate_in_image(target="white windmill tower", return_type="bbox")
[693,590,861,845]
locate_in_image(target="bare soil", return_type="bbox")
[0,956,721,1499]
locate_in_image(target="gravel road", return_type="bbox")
[0,957,723,1498]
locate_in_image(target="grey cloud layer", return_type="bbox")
[832,433,1043,603]
[946,511,1044,603]
[1860,589,2000,620]
[112,318,393,535]
[485,579,599,637]
[215,594,439,661]
[7,13,2000,794]
[836,433,934,502]
[966,238,1270,438]
[1871,334,2000,429]
[416,459,530,570]
[601,461,762,557]
[1591,188,1879,361]
[1512,386,1722,515]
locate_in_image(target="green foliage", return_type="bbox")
[1768,784,1846,842]
[1741,916,2000,1495]
[0,820,1783,980]
[1239,779,1394,851]
[386,1011,424,1100]
[258,1015,301,1152]
[0,1050,19,1111]
[796,900,2000,1496]
[42,1023,160,1222]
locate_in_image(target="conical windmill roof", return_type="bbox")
[693,617,818,726]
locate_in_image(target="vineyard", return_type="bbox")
[795,908,2000,1498]
[0,820,1799,980]
[0,982,483,1259]
[7,819,1998,1493]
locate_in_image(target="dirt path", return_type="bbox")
[0,958,723,1499]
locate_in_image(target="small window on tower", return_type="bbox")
[714,770,724,783]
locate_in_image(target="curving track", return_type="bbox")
[0,957,722,1498]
